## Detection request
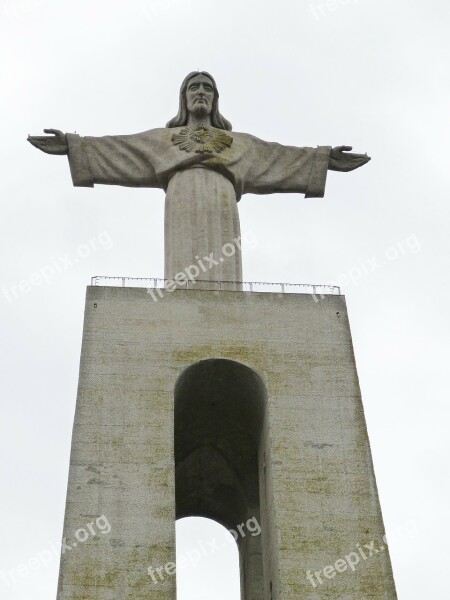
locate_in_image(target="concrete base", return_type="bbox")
[56,286,397,600]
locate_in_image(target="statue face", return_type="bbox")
[186,75,215,117]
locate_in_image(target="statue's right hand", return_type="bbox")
[27,129,68,155]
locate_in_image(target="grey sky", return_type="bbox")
[1,0,449,598]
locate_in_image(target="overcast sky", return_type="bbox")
[1,0,449,598]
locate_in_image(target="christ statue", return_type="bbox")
[28,71,370,287]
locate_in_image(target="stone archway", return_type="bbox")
[174,359,268,600]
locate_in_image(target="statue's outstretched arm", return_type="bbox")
[28,128,162,189]
[27,129,68,155]
[328,145,370,172]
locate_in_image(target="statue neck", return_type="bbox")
[187,114,212,128]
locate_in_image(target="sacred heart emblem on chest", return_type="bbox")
[171,124,233,154]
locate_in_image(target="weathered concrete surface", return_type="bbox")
[57,286,397,600]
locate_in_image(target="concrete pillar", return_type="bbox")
[56,286,397,600]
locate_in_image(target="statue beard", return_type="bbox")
[191,99,211,116]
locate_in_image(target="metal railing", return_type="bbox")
[91,276,341,296]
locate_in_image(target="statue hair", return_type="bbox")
[166,71,232,131]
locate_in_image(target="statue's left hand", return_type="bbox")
[27,129,68,155]
[328,146,370,172]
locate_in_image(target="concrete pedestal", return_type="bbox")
[56,286,397,600]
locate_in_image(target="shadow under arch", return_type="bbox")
[174,358,268,600]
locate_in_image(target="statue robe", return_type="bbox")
[66,127,331,286]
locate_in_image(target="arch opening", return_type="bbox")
[175,517,240,600]
[174,359,268,600]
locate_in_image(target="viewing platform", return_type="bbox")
[91,276,341,296]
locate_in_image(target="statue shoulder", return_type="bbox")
[128,127,167,139]
[230,130,275,147]
[111,127,172,148]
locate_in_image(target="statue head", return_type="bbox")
[166,71,232,131]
